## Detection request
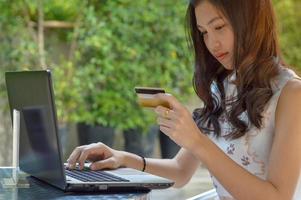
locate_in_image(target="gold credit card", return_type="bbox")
[134,87,170,108]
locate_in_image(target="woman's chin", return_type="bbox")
[221,64,233,70]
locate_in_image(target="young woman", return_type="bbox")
[67,0,301,199]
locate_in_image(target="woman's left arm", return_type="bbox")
[155,82,301,200]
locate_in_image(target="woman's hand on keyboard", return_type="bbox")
[66,142,123,170]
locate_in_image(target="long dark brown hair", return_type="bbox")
[187,0,284,139]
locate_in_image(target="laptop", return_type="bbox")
[5,70,174,192]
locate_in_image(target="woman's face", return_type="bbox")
[195,1,234,70]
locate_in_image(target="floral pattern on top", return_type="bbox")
[241,155,250,166]
[227,144,235,155]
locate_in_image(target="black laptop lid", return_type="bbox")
[5,70,66,189]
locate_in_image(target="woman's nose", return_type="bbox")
[207,35,221,52]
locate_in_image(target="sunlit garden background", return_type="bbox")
[0,0,300,199]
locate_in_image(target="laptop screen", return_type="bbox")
[5,70,66,189]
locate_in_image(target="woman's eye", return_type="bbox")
[216,25,225,30]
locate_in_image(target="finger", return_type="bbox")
[67,146,83,169]
[78,147,94,170]
[154,93,181,110]
[155,106,176,119]
[157,116,174,128]
[90,157,116,170]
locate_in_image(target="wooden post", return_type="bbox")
[38,0,46,69]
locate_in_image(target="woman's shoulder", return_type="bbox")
[280,77,301,99]
[276,69,301,112]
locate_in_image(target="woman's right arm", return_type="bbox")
[121,147,200,187]
[67,143,200,188]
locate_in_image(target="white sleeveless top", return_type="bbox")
[207,67,301,199]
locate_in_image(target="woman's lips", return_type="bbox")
[215,52,228,60]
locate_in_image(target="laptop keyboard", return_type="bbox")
[65,169,129,182]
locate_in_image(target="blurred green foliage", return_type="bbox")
[0,0,300,131]
[273,0,301,72]
[0,0,194,132]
